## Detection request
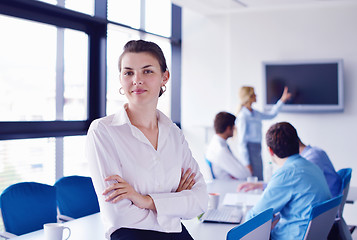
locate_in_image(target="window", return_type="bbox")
[0,138,57,193]
[0,0,180,232]
[63,29,88,120]
[36,0,95,15]
[0,136,89,198]
[64,0,94,15]
[63,135,89,176]
[145,0,172,37]
[36,0,57,4]
[108,0,141,28]
[0,16,88,122]
[0,15,57,121]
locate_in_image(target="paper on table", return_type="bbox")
[222,192,262,207]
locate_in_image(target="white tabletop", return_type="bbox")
[11,180,357,240]
[11,180,242,240]
[11,213,106,240]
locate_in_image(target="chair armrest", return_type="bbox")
[57,214,75,222]
[0,231,18,239]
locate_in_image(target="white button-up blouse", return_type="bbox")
[86,104,208,239]
[206,134,251,180]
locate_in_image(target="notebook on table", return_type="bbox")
[222,192,262,207]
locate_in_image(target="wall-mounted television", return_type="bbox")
[263,59,344,112]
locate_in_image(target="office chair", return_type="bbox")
[226,208,273,240]
[55,175,100,220]
[205,158,216,179]
[302,195,343,240]
[337,168,352,218]
[328,168,353,240]
[0,182,57,237]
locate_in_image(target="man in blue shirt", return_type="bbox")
[240,122,331,240]
[299,139,342,197]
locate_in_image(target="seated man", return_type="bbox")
[237,128,342,197]
[299,139,342,197]
[205,112,251,180]
[239,122,331,240]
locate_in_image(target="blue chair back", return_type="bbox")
[302,195,343,240]
[227,208,273,240]
[55,175,100,219]
[337,168,352,217]
[205,158,216,179]
[0,182,57,236]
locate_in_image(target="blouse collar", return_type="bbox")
[110,103,173,150]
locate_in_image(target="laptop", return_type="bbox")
[200,207,243,224]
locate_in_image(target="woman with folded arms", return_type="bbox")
[86,40,208,240]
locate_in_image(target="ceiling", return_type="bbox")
[172,0,356,15]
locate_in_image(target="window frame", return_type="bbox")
[0,0,182,140]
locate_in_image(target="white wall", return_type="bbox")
[181,3,357,186]
[181,9,232,180]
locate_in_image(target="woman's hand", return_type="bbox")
[103,175,155,210]
[176,168,196,192]
[279,86,292,103]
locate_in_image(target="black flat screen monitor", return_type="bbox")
[263,59,344,112]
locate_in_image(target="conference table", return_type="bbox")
[10,180,357,240]
[10,180,243,240]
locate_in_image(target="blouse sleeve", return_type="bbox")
[259,100,284,120]
[149,129,208,224]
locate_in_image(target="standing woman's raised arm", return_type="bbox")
[279,86,292,103]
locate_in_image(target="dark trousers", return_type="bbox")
[110,224,194,240]
[247,142,263,181]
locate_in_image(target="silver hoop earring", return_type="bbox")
[161,85,167,93]
[119,87,125,95]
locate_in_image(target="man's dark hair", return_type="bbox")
[214,112,236,134]
[266,122,299,158]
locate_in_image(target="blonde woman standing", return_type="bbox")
[236,86,291,180]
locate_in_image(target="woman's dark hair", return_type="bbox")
[265,122,299,158]
[214,112,236,134]
[118,40,167,72]
[118,40,168,97]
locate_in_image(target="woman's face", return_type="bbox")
[250,91,257,103]
[120,52,169,107]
